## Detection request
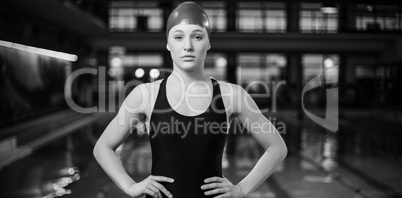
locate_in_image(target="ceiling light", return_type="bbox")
[321,3,338,14]
[0,40,78,62]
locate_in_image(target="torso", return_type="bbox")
[143,74,230,198]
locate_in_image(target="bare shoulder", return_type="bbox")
[216,80,256,116]
[124,79,163,115]
[126,79,162,117]
[141,79,163,92]
[216,80,244,97]
[215,80,245,116]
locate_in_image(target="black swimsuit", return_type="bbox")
[147,75,228,198]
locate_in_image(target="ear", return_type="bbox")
[166,43,170,51]
[207,43,211,50]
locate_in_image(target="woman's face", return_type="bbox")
[167,24,210,71]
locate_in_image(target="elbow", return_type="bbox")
[281,143,288,161]
[93,142,98,159]
[278,141,288,162]
[93,140,101,160]
[269,141,287,162]
[93,139,115,160]
[265,141,288,162]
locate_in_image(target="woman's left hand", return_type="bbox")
[201,176,245,198]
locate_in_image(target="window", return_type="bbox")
[300,3,338,33]
[237,53,287,88]
[356,4,402,31]
[237,53,287,109]
[109,1,163,32]
[237,2,286,33]
[302,54,339,85]
[108,46,163,82]
[302,54,339,107]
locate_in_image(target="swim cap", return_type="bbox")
[166,1,210,38]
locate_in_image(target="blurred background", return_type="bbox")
[0,0,401,197]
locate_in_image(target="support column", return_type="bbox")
[162,51,173,78]
[338,53,347,109]
[346,3,356,31]
[286,2,300,33]
[226,52,237,84]
[161,1,173,79]
[285,52,303,154]
[160,1,173,32]
[226,1,237,32]
[286,53,302,118]
[338,3,349,33]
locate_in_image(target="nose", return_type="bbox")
[183,37,193,52]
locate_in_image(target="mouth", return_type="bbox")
[181,55,196,59]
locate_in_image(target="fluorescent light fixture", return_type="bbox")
[110,57,123,67]
[149,68,160,79]
[215,57,227,68]
[135,68,145,78]
[324,58,335,69]
[321,3,338,14]
[0,40,78,62]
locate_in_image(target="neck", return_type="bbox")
[169,65,209,87]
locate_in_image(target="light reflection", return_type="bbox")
[301,160,316,170]
[149,68,160,79]
[73,174,80,180]
[303,175,333,183]
[215,57,227,68]
[42,173,80,198]
[135,68,145,78]
[111,57,123,67]
[42,166,81,198]
[108,68,117,77]
[59,166,79,176]
[321,134,338,171]
[324,58,335,68]
[300,128,323,162]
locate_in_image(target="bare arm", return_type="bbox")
[93,84,149,193]
[233,84,288,195]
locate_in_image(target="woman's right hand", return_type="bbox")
[125,175,174,198]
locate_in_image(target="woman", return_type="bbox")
[93,2,287,198]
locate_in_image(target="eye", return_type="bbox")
[193,35,203,40]
[174,36,183,40]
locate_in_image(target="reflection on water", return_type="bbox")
[42,169,80,198]
[0,115,110,198]
[300,127,339,172]
[41,136,82,198]
[321,134,338,171]
[0,140,83,198]
[284,115,402,197]
[303,175,333,183]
